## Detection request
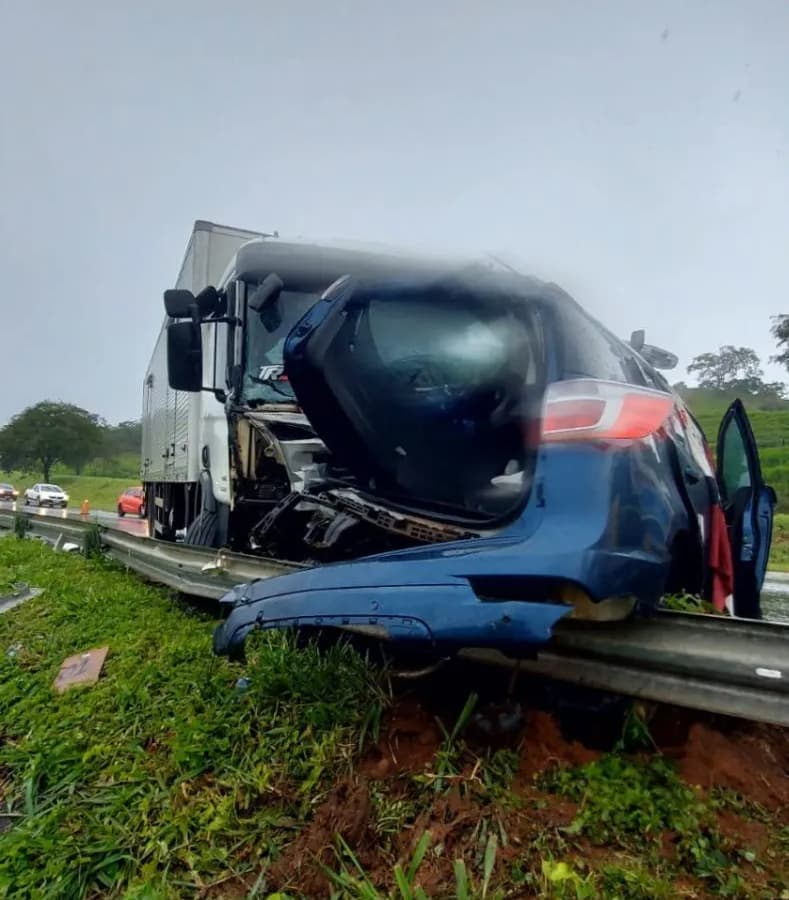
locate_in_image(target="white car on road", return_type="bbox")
[24,483,70,508]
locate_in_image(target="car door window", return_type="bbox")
[716,399,775,618]
[719,418,752,505]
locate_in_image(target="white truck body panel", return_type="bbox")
[142,221,264,491]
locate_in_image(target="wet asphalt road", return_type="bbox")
[0,500,148,536]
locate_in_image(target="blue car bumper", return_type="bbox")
[213,580,573,660]
[212,538,669,660]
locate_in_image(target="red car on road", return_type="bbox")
[0,483,18,502]
[117,487,145,518]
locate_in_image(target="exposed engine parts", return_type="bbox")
[230,409,475,563]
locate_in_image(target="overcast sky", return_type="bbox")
[1,0,788,424]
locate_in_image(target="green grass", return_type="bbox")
[0,539,786,898]
[768,513,789,572]
[0,538,383,898]
[538,754,726,872]
[1,472,135,513]
[682,389,789,513]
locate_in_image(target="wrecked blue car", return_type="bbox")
[161,247,773,659]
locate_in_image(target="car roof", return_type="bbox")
[224,237,550,297]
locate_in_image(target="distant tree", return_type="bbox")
[771,315,789,371]
[687,346,764,391]
[101,420,142,457]
[0,402,103,481]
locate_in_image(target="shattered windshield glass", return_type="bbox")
[285,278,547,519]
[242,288,319,404]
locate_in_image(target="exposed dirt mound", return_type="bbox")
[268,778,375,895]
[266,697,789,897]
[654,712,789,814]
[360,697,442,778]
[517,708,601,778]
[715,809,771,854]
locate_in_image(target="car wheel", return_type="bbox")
[117,505,125,517]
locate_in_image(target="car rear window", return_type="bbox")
[315,280,547,520]
[557,305,649,387]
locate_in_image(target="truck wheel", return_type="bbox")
[185,509,219,548]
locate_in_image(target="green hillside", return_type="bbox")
[680,388,789,512]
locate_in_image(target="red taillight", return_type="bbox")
[542,398,606,434]
[542,379,674,442]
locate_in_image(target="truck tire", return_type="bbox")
[183,471,228,548]
[185,509,219,547]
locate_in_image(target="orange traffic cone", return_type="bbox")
[80,499,89,516]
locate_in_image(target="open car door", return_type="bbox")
[716,399,776,618]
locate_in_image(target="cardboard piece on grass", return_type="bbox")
[53,646,109,693]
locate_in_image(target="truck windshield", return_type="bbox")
[242,288,319,404]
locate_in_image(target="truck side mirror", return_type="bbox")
[249,273,285,333]
[165,287,220,319]
[164,289,196,318]
[629,329,645,352]
[167,321,203,391]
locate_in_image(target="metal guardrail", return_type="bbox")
[0,511,299,599]
[2,509,788,726]
[0,511,92,545]
[463,611,789,727]
[102,529,300,599]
